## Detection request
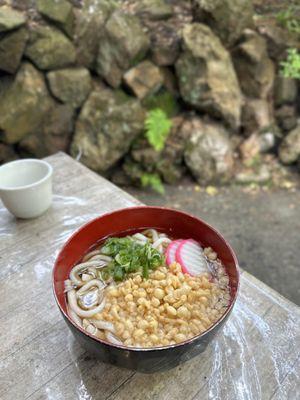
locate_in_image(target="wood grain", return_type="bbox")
[0,152,299,400]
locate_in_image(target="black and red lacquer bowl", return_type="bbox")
[53,206,239,373]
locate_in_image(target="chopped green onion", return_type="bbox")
[99,236,164,282]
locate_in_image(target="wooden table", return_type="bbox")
[0,152,299,400]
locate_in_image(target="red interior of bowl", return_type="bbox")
[53,206,239,340]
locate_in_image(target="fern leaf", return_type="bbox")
[140,173,165,194]
[145,109,172,152]
[280,48,300,79]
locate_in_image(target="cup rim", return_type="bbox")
[0,158,53,191]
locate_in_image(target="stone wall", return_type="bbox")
[0,0,299,186]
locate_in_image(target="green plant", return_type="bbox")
[140,172,165,194]
[145,108,172,151]
[280,48,300,79]
[100,236,163,280]
[140,108,173,194]
[276,7,300,34]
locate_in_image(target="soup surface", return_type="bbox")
[65,230,230,348]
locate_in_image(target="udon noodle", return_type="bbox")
[65,229,230,348]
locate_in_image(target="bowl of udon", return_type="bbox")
[53,206,239,373]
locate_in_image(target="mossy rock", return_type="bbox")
[0,27,28,74]
[74,0,114,68]
[193,0,254,47]
[135,0,173,21]
[0,62,52,144]
[25,25,76,70]
[37,0,74,38]
[176,23,242,130]
[96,10,150,88]
[123,60,163,99]
[47,67,92,109]
[142,90,179,117]
[0,6,26,33]
[71,86,146,172]
[279,125,300,165]
[18,103,75,158]
[232,30,275,100]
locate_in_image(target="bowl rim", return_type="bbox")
[53,205,240,352]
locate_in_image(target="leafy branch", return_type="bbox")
[280,48,300,79]
[138,108,173,194]
[277,7,300,34]
[140,172,165,194]
[145,108,172,151]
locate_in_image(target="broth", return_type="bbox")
[65,229,230,348]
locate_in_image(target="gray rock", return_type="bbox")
[259,132,276,153]
[232,30,275,99]
[18,103,74,158]
[47,67,92,109]
[74,0,112,68]
[135,0,173,21]
[111,167,133,186]
[193,0,254,47]
[37,0,74,37]
[184,117,234,184]
[150,22,181,66]
[239,132,275,161]
[0,26,28,73]
[274,76,298,107]
[242,98,273,135]
[70,87,146,172]
[230,134,244,152]
[235,164,271,185]
[122,158,152,187]
[0,73,13,96]
[25,25,76,70]
[239,133,261,160]
[275,105,298,132]
[176,23,242,130]
[43,103,74,137]
[68,0,81,5]
[0,143,18,164]
[5,1,35,11]
[279,125,300,165]
[159,68,179,97]
[0,5,26,33]
[0,62,52,144]
[123,61,163,99]
[96,10,150,88]
[257,23,298,62]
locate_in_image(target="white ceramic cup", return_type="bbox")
[0,159,53,219]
